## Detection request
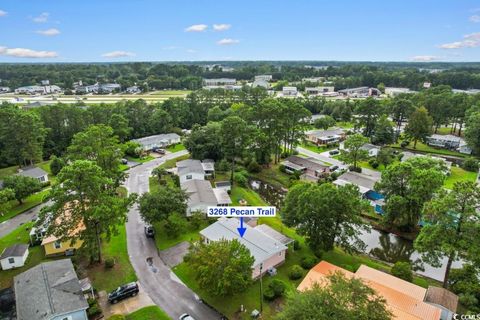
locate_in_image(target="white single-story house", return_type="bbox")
[177,159,209,183]
[252,79,270,89]
[200,218,288,278]
[17,167,48,183]
[426,134,472,155]
[361,143,380,157]
[132,133,181,151]
[203,78,236,86]
[0,244,29,270]
[182,179,231,216]
[254,75,273,82]
[306,128,346,145]
[384,87,414,97]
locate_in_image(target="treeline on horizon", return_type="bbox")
[1,62,480,90]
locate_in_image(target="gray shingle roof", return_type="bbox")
[14,259,88,320]
[200,218,287,267]
[132,133,180,147]
[16,167,48,179]
[254,225,294,246]
[182,179,218,206]
[0,244,28,259]
[335,171,379,192]
[177,159,205,176]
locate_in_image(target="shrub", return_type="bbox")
[301,256,317,269]
[269,279,286,297]
[234,172,248,187]
[108,315,126,320]
[400,140,410,148]
[124,141,142,157]
[263,287,276,301]
[289,265,304,280]
[217,159,230,172]
[50,156,65,176]
[293,241,301,250]
[104,257,115,269]
[391,261,413,282]
[164,213,188,238]
[247,160,261,173]
[189,211,205,230]
[461,157,479,172]
[349,165,362,173]
[279,164,286,173]
[370,160,379,169]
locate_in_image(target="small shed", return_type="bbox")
[0,244,29,270]
[424,286,459,320]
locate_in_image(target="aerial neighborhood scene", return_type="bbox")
[1,1,480,319]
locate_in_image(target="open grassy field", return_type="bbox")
[126,306,171,320]
[444,166,478,189]
[88,225,137,292]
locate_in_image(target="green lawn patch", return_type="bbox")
[249,164,291,189]
[0,189,50,224]
[299,142,336,154]
[126,155,155,164]
[0,165,18,179]
[153,218,208,250]
[88,225,137,292]
[159,154,190,169]
[444,166,478,189]
[391,140,466,158]
[230,186,268,206]
[126,306,171,320]
[166,143,186,153]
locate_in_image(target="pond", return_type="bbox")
[249,179,462,282]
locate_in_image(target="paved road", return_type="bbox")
[0,201,50,238]
[124,150,222,320]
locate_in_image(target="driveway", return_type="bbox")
[0,201,50,238]
[97,284,154,318]
[124,150,222,320]
[159,241,190,268]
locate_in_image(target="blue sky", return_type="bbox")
[0,0,479,62]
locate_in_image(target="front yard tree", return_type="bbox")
[275,272,392,320]
[282,182,369,253]
[40,160,136,263]
[183,122,223,160]
[356,97,382,137]
[2,175,42,204]
[185,239,254,296]
[67,124,125,185]
[375,157,445,231]
[0,188,15,217]
[139,185,188,223]
[464,111,480,155]
[414,181,480,288]
[151,167,168,185]
[372,115,395,145]
[220,116,251,183]
[314,115,336,130]
[340,133,369,171]
[404,107,433,149]
[391,97,414,131]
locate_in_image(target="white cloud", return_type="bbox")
[32,12,49,23]
[217,38,240,45]
[410,55,440,62]
[470,15,480,23]
[0,46,58,58]
[0,10,7,17]
[36,28,60,36]
[101,51,136,58]
[213,24,231,31]
[163,46,179,50]
[185,24,207,32]
[186,49,197,53]
[439,32,480,49]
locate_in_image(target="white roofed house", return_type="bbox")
[426,134,472,155]
[200,218,289,278]
[279,86,300,98]
[203,78,236,86]
[306,128,346,145]
[182,180,231,216]
[254,75,273,82]
[252,79,270,89]
[177,159,209,183]
[360,143,380,157]
[16,166,49,183]
[0,244,29,270]
[132,133,181,151]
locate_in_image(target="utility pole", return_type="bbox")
[259,263,263,313]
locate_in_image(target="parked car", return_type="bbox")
[121,158,128,165]
[329,149,340,155]
[152,147,166,154]
[179,314,196,320]
[144,224,155,238]
[329,165,339,171]
[108,282,139,304]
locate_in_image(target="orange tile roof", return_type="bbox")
[297,261,442,320]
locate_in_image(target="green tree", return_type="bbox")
[391,261,413,282]
[464,111,480,155]
[151,167,168,184]
[109,113,132,142]
[67,124,125,185]
[164,213,188,238]
[220,116,251,183]
[314,115,336,130]
[39,160,136,262]
[356,97,382,137]
[376,148,395,168]
[404,107,433,149]
[185,239,254,296]
[376,157,445,231]
[139,186,188,223]
[282,182,369,253]
[275,272,392,320]
[448,264,480,313]
[372,115,395,145]
[340,133,369,170]
[3,175,42,204]
[390,98,414,132]
[50,155,65,176]
[183,122,223,160]
[414,181,480,288]
[0,188,15,217]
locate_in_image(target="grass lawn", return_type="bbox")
[88,225,137,292]
[126,306,171,320]
[299,142,336,154]
[153,218,208,250]
[230,186,268,206]
[159,154,190,169]
[149,90,191,96]
[126,155,155,164]
[444,166,478,189]
[166,143,186,153]
[391,140,467,158]
[249,164,291,189]
[0,189,50,224]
